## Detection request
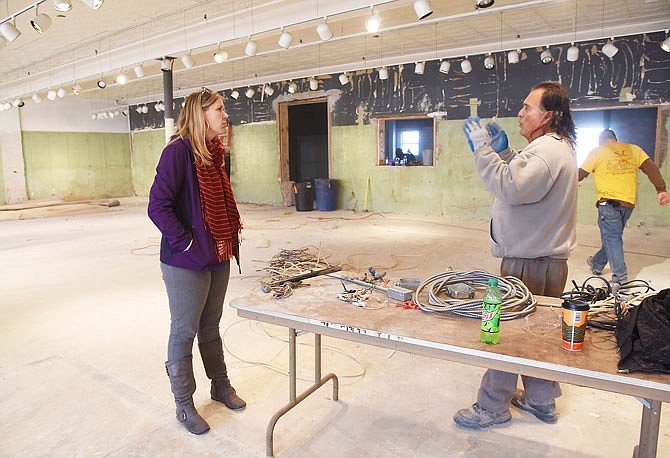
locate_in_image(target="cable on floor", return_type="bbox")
[414,269,536,320]
[222,319,367,383]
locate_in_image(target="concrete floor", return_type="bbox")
[1,197,669,458]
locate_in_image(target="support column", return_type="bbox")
[161,57,176,144]
[0,109,28,203]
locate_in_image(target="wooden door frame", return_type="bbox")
[277,97,330,183]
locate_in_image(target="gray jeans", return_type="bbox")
[160,262,231,361]
[476,257,567,413]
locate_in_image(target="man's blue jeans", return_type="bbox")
[591,201,633,284]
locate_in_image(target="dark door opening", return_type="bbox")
[288,102,329,183]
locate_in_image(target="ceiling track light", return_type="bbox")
[317,19,332,41]
[32,93,42,103]
[287,81,297,94]
[540,46,553,64]
[413,0,432,20]
[72,83,82,94]
[662,34,670,53]
[47,89,57,100]
[30,6,52,34]
[245,87,256,98]
[0,19,21,42]
[278,28,293,49]
[116,72,127,84]
[79,0,104,10]
[57,87,66,97]
[414,61,425,74]
[13,98,25,108]
[439,60,450,74]
[507,49,520,64]
[245,37,258,57]
[309,77,319,91]
[53,1,72,12]
[567,43,579,62]
[476,0,495,8]
[230,89,240,100]
[602,38,618,58]
[339,73,350,85]
[181,53,195,69]
[484,54,495,69]
[213,45,228,63]
[133,64,145,78]
[378,67,389,80]
[97,79,106,89]
[263,84,274,96]
[461,57,472,74]
[365,7,381,33]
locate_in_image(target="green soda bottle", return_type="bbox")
[480,277,502,344]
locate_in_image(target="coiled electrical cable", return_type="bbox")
[414,269,536,320]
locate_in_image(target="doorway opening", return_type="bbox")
[279,99,329,185]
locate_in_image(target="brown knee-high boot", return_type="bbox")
[198,337,246,410]
[165,356,210,434]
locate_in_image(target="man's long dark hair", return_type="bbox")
[533,81,577,147]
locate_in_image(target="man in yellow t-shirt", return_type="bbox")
[579,129,668,284]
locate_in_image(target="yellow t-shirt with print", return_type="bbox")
[581,142,650,205]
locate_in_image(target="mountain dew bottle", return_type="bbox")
[481,277,502,344]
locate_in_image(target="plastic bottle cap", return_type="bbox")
[488,278,498,286]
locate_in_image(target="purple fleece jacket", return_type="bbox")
[148,137,226,272]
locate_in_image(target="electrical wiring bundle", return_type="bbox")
[414,269,536,320]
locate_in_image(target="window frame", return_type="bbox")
[374,114,437,167]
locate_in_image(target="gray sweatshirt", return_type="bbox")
[474,133,577,260]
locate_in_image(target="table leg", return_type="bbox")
[632,398,661,458]
[265,328,339,457]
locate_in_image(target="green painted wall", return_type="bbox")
[229,122,282,204]
[128,115,669,228]
[22,131,133,201]
[131,129,165,197]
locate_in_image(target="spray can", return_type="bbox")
[481,277,502,344]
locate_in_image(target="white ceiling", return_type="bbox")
[1,0,669,106]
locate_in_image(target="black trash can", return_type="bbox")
[293,181,314,211]
[315,178,338,211]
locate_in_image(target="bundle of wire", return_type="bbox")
[561,276,655,331]
[414,270,536,320]
[260,247,332,299]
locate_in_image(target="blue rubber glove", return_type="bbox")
[462,116,491,153]
[486,121,509,154]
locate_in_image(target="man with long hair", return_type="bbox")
[455,82,578,429]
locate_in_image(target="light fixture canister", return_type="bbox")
[439,60,451,74]
[379,67,389,80]
[309,78,319,91]
[484,55,495,69]
[134,64,145,78]
[602,41,618,58]
[0,21,21,42]
[413,0,433,20]
[181,54,195,69]
[245,39,258,57]
[30,13,52,34]
[339,73,349,85]
[317,22,332,41]
[566,45,579,62]
[461,58,472,74]
[278,30,293,49]
[507,50,520,64]
[414,62,425,74]
[53,1,72,12]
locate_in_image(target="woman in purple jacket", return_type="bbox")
[148,87,245,435]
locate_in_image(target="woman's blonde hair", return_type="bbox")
[172,88,222,166]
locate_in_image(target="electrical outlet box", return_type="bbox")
[387,286,413,302]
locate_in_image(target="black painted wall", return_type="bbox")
[129,32,670,131]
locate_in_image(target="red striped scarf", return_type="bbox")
[195,137,241,264]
